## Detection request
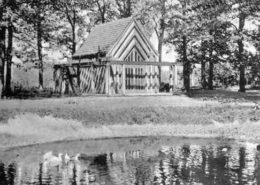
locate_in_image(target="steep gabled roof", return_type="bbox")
[73,17,133,59]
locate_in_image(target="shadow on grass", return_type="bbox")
[189,89,260,102]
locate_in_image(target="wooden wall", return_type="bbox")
[54,65,106,95]
[80,66,106,94]
[108,64,160,95]
[53,62,179,95]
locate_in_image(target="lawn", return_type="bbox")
[0,89,260,148]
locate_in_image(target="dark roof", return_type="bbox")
[73,17,133,59]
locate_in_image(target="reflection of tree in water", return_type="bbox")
[1,143,260,185]
[180,145,191,183]
[135,161,152,184]
[256,151,260,184]
[0,162,16,185]
[106,150,154,185]
[0,163,8,185]
[152,144,259,185]
[38,163,43,185]
[90,153,114,184]
[238,147,246,184]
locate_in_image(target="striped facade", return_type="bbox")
[54,18,180,95]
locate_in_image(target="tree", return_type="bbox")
[222,0,260,92]
[1,0,18,96]
[114,0,133,18]
[135,0,181,87]
[20,0,56,89]
[135,0,180,63]
[53,0,89,55]
[166,0,198,93]
[89,0,117,24]
[0,0,6,97]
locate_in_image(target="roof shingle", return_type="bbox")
[73,17,133,58]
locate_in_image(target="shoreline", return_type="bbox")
[0,113,259,150]
[0,93,260,150]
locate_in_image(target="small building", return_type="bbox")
[54,17,181,95]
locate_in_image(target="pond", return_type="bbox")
[0,137,259,185]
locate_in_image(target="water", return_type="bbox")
[0,137,259,185]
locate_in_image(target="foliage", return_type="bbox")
[1,0,260,97]
[52,0,91,56]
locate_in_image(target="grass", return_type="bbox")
[190,88,260,102]
[0,89,260,148]
[0,95,258,126]
[0,113,260,149]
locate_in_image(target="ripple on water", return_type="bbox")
[0,137,260,185]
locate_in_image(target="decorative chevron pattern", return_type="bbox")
[110,65,123,94]
[80,66,106,94]
[53,18,165,95]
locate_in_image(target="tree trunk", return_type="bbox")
[72,27,76,54]
[71,10,76,54]
[201,59,206,89]
[201,43,207,89]
[101,7,105,23]
[158,31,164,63]
[208,30,214,90]
[37,16,43,89]
[208,61,214,90]
[0,5,6,98]
[158,0,166,87]
[238,39,245,92]
[157,27,164,85]
[238,13,246,92]
[126,0,131,17]
[183,35,190,93]
[182,0,190,94]
[5,20,13,97]
[208,50,214,90]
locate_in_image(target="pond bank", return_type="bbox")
[0,94,260,149]
[0,113,260,149]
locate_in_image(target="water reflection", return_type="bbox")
[0,140,260,185]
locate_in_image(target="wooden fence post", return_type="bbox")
[77,64,80,87]
[145,66,148,93]
[150,66,153,93]
[116,65,119,93]
[122,64,125,95]
[105,64,110,95]
[169,65,173,93]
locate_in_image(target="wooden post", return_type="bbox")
[105,64,110,95]
[130,68,133,90]
[169,65,173,93]
[116,66,119,93]
[155,66,159,93]
[150,66,153,93]
[145,66,148,93]
[77,63,80,87]
[90,64,95,93]
[137,67,139,90]
[122,64,125,95]
[134,67,138,92]
[174,65,178,89]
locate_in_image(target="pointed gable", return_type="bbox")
[73,18,132,59]
[108,19,158,61]
[73,17,158,61]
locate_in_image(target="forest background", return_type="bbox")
[0,0,260,97]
